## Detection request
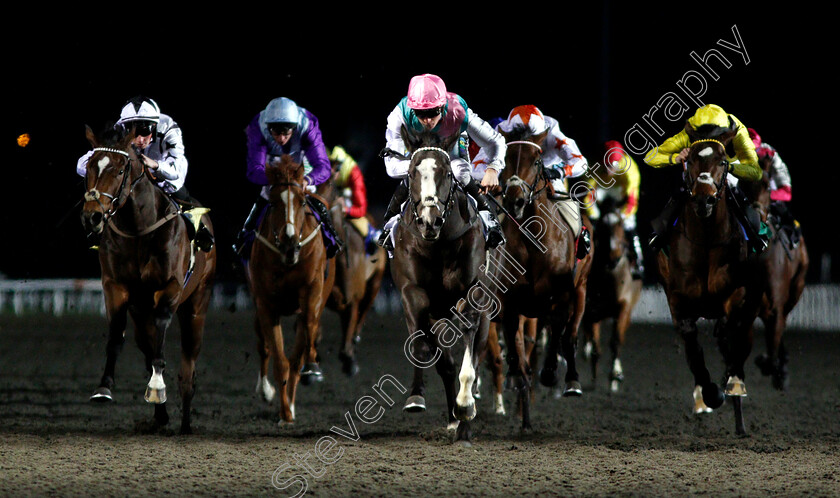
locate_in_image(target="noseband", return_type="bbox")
[84,148,140,220]
[503,141,547,206]
[258,181,320,254]
[684,139,729,202]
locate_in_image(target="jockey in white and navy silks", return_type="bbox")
[378,73,507,250]
[75,96,214,252]
[233,97,343,258]
[77,97,188,197]
[472,105,589,196]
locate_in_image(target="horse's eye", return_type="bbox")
[720,160,728,167]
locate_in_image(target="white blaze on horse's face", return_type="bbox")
[97,156,110,177]
[279,190,296,238]
[417,158,441,226]
[698,147,714,158]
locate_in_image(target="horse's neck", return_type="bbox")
[115,174,169,230]
[682,194,735,239]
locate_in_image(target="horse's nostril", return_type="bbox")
[433,218,443,228]
[515,198,525,208]
[706,197,716,207]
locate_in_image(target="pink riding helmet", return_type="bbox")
[407,74,447,110]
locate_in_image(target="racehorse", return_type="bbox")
[389,127,493,444]
[247,155,335,424]
[581,195,642,392]
[80,126,216,434]
[318,180,387,377]
[494,126,593,431]
[655,129,764,435]
[739,156,808,390]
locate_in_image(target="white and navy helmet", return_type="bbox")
[116,96,160,136]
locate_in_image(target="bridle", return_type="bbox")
[683,138,729,202]
[502,140,548,206]
[408,146,457,227]
[83,147,180,237]
[256,181,320,255]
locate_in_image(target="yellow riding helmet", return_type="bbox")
[687,104,730,130]
[329,145,349,164]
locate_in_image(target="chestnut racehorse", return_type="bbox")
[81,126,216,434]
[655,129,764,435]
[247,155,335,424]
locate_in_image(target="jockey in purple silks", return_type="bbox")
[233,97,343,258]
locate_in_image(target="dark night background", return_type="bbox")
[2,7,829,283]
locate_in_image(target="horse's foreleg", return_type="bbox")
[255,312,275,404]
[485,323,506,415]
[677,318,724,411]
[298,283,326,386]
[92,282,129,402]
[257,303,293,424]
[610,303,632,392]
[400,287,431,412]
[435,348,459,431]
[176,288,210,435]
[338,304,360,377]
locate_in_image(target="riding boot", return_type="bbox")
[771,201,800,245]
[729,186,769,254]
[233,196,268,255]
[648,192,684,251]
[626,228,645,280]
[377,180,410,251]
[463,177,506,249]
[364,226,383,256]
[307,196,344,258]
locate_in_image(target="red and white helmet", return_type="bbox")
[499,105,547,134]
[406,74,447,110]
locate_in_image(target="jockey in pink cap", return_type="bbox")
[748,128,800,245]
[378,73,507,251]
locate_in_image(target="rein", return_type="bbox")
[256,181,322,254]
[407,147,458,230]
[683,139,729,201]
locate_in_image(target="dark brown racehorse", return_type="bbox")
[318,178,387,377]
[80,126,216,434]
[582,195,642,392]
[494,126,593,431]
[248,155,335,424]
[391,128,493,444]
[740,156,808,390]
[655,131,764,435]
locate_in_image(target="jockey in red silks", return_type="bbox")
[233,97,343,258]
[329,145,382,255]
[748,128,800,244]
[378,73,507,251]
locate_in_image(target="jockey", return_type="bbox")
[584,140,644,279]
[378,73,506,251]
[643,104,769,254]
[473,105,588,200]
[329,145,382,255]
[748,128,800,244]
[76,95,214,251]
[233,97,343,258]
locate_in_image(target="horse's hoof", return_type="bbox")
[299,363,323,385]
[494,393,506,416]
[539,367,559,387]
[340,356,359,377]
[562,380,583,397]
[693,385,713,414]
[453,402,476,422]
[454,439,472,448]
[702,382,725,409]
[144,387,166,404]
[179,424,193,435]
[725,376,747,397]
[772,371,789,391]
[90,387,113,402]
[610,379,621,393]
[403,395,426,412]
[446,421,459,431]
[754,354,772,376]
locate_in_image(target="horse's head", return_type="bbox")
[740,154,772,221]
[80,125,139,235]
[594,195,628,269]
[402,126,459,241]
[264,155,309,265]
[499,126,549,219]
[684,125,737,219]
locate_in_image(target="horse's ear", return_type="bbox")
[533,129,550,147]
[684,122,699,143]
[401,125,418,153]
[719,128,738,145]
[85,125,98,148]
[441,131,459,155]
[118,127,136,150]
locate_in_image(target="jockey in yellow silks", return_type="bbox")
[585,140,644,279]
[643,104,768,253]
[328,145,382,255]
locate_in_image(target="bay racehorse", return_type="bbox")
[317,178,387,377]
[582,195,642,392]
[494,126,593,431]
[80,126,216,434]
[247,155,335,424]
[740,155,808,390]
[390,127,494,444]
[655,130,764,435]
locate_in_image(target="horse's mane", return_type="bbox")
[93,122,124,147]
